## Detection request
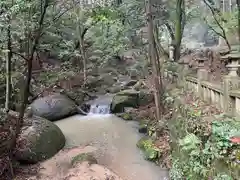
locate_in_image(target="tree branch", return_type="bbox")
[202,0,231,51]
[165,22,175,41]
[12,51,28,61]
[204,19,224,38]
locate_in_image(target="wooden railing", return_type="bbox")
[173,51,240,117]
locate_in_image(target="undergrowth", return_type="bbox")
[169,90,240,180]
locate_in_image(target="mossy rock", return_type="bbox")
[71,152,97,165]
[111,89,139,113]
[15,116,65,163]
[116,113,133,121]
[137,137,161,161]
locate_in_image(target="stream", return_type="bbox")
[55,96,169,180]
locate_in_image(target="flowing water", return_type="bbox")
[89,104,110,114]
[87,95,113,115]
[55,96,169,180]
[56,115,169,180]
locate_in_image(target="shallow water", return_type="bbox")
[55,114,169,180]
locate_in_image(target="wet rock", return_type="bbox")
[111,89,139,113]
[111,89,153,113]
[15,116,65,163]
[30,94,78,121]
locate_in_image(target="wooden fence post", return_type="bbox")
[178,58,189,88]
[222,53,240,115]
[197,57,208,99]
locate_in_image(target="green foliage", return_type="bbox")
[168,90,240,180]
[222,8,238,34]
[204,5,238,36]
[137,137,161,161]
[169,158,184,180]
[179,133,201,153]
[213,174,233,180]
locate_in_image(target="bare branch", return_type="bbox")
[12,51,28,61]
[202,0,231,51]
[164,22,175,40]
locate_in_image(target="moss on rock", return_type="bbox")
[15,116,65,163]
[116,113,133,121]
[71,152,97,165]
[137,137,161,161]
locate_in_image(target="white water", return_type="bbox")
[55,114,169,180]
[87,94,113,115]
[89,104,110,114]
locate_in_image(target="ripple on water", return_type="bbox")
[55,114,169,180]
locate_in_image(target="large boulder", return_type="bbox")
[111,89,139,113]
[15,116,65,163]
[111,89,154,113]
[30,94,78,121]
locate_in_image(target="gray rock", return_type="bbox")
[111,89,154,113]
[138,90,154,106]
[111,89,139,113]
[15,116,65,163]
[30,94,78,121]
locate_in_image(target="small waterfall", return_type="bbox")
[89,104,110,115]
[85,95,113,115]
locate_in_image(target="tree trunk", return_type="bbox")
[15,0,49,146]
[145,0,163,120]
[80,34,87,84]
[75,5,87,84]
[237,0,240,45]
[5,17,12,112]
[175,0,185,61]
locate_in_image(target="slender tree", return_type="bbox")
[5,14,12,112]
[14,0,49,150]
[174,0,185,61]
[237,0,240,46]
[145,0,163,120]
